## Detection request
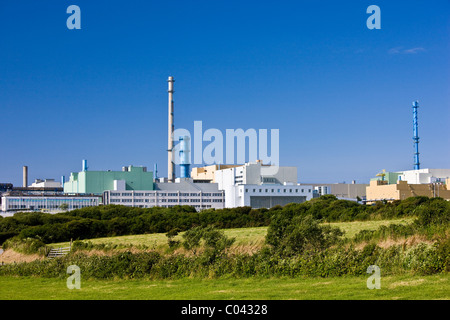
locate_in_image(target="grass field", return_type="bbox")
[0,273,448,300]
[49,217,415,250]
[1,217,447,301]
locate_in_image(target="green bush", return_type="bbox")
[2,237,48,256]
[1,196,448,247]
[266,214,344,256]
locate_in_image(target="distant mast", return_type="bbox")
[412,101,420,170]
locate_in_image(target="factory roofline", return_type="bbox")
[155,179,222,192]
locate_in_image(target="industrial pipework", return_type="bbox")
[412,100,420,170]
[167,76,175,182]
[179,135,191,178]
[82,159,88,172]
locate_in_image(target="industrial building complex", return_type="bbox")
[1,80,449,215]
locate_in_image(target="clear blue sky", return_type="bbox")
[0,0,449,186]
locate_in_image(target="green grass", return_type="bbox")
[323,217,415,239]
[49,218,415,250]
[0,273,448,300]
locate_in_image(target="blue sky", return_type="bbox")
[0,0,449,186]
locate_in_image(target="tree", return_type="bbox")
[181,225,235,262]
[166,228,181,249]
[266,214,343,256]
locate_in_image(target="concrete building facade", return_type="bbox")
[225,184,313,208]
[103,178,225,210]
[29,179,61,189]
[366,168,450,203]
[366,179,450,203]
[193,161,313,208]
[307,183,368,200]
[1,195,101,213]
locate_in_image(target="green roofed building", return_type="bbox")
[64,165,154,195]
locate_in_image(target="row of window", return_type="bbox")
[7,204,90,209]
[110,192,222,197]
[6,198,97,203]
[245,188,311,193]
[111,198,222,203]
[128,204,214,209]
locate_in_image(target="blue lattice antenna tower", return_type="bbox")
[412,100,420,170]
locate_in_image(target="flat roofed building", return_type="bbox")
[208,161,312,208]
[103,178,225,211]
[191,164,241,183]
[366,168,450,203]
[29,179,61,189]
[229,184,313,209]
[366,179,450,203]
[64,165,153,195]
[1,194,101,213]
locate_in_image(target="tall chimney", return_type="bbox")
[23,166,28,187]
[167,76,175,182]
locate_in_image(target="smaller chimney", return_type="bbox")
[82,159,88,172]
[23,166,28,187]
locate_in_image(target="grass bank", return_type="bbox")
[0,273,448,300]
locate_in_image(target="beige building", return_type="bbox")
[191,164,241,183]
[366,179,450,203]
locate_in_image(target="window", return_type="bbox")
[245,189,248,193]
[295,189,298,193]
[283,189,286,193]
[289,189,292,193]
[135,193,144,196]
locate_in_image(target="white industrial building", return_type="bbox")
[224,184,313,208]
[200,161,314,208]
[398,169,450,184]
[103,178,225,210]
[29,179,62,189]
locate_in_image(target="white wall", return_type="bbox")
[399,169,450,184]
